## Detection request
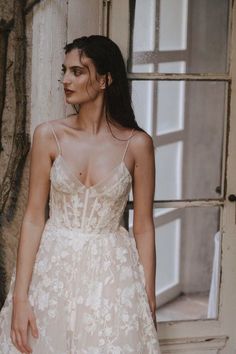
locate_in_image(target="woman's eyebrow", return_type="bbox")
[61,64,84,70]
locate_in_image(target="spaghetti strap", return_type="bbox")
[121,128,135,162]
[46,121,62,155]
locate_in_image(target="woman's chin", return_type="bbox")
[65,96,78,104]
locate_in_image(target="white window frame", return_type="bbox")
[107,0,236,352]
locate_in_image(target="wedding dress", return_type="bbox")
[0,121,161,353]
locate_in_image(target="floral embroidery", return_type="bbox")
[0,152,161,353]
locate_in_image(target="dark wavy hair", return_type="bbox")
[63,35,144,133]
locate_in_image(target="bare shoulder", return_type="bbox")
[47,116,79,133]
[33,121,51,141]
[49,117,69,125]
[32,119,65,159]
[130,130,154,156]
[33,117,66,137]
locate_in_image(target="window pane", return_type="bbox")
[156,70,186,134]
[127,206,221,321]
[129,0,229,73]
[159,0,188,51]
[155,143,183,200]
[131,77,154,134]
[156,219,181,292]
[132,0,156,52]
[131,80,226,200]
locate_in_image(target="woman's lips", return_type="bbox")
[64,89,74,95]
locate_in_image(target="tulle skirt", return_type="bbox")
[0,220,161,353]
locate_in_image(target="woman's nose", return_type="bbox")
[62,72,72,85]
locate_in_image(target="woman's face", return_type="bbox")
[61,49,104,105]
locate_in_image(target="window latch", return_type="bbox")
[228,194,236,202]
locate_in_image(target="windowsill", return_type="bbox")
[157,292,209,322]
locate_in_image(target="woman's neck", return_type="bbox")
[74,98,109,134]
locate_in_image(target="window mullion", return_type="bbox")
[128,73,230,81]
[127,200,224,210]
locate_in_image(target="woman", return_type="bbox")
[0,35,161,353]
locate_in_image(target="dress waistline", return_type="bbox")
[45,218,127,237]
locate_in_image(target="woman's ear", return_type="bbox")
[107,72,113,87]
[100,72,112,89]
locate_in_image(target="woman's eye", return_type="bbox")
[73,70,81,76]
[60,69,81,77]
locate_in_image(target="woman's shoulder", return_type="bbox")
[130,129,154,151]
[32,119,68,159]
[34,117,68,136]
[117,127,153,163]
[113,123,152,144]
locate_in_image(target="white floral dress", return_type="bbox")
[0,122,161,353]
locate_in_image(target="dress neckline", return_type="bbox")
[52,154,132,190]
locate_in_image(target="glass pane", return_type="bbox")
[131,75,154,135]
[156,219,181,291]
[156,71,185,134]
[128,206,221,321]
[131,80,226,200]
[155,142,183,200]
[159,0,188,51]
[129,0,229,73]
[132,0,156,52]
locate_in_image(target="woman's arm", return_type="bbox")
[13,122,52,300]
[10,122,53,354]
[131,131,157,326]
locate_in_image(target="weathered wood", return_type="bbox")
[24,0,43,15]
[0,0,43,309]
[0,19,14,152]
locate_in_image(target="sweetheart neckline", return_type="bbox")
[51,154,132,190]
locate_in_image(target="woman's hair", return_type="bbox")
[63,35,144,133]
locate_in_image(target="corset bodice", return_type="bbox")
[48,154,132,233]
